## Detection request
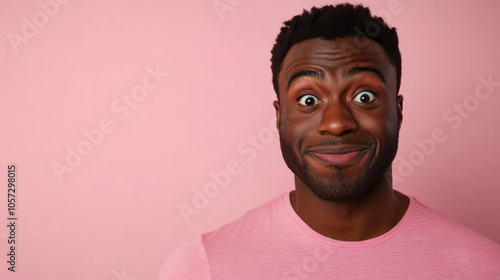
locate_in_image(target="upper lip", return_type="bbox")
[306,145,367,154]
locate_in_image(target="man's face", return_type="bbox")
[274,37,403,202]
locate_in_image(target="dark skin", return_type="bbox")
[273,37,409,241]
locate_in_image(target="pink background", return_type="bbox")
[1,0,499,279]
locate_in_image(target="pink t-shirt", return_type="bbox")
[160,193,500,279]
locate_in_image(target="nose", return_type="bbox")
[317,101,358,136]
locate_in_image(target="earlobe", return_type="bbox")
[397,95,404,129]
[273,100,280,130]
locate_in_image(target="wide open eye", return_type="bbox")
[353,91,376,104]
[297,94,320,106]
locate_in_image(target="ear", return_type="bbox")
[397,95,403,130]
[273,100,280,130]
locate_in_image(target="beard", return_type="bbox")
[279,132,399,202]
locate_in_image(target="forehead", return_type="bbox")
[278,37,397,93]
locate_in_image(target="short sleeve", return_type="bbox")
[159,236,211,280]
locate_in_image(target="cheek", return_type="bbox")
[280,112,320,143]
[356,110,399,143]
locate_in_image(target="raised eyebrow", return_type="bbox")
[287,69,325,90]
[346,66,386,84]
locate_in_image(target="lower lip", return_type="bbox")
[312,151,362,166]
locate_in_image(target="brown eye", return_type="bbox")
[298,94,320,106]
[353,91,376,103]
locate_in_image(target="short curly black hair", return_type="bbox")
[270,3,401,97]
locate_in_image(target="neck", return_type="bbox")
[290,171,409,241]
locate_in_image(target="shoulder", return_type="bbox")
[159,193,288,279]
[407,197,500,259]
[158,236,210,280]
[410,198,496,241]
[203,193,286,243]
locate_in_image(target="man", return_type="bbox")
[160,4,500,279]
